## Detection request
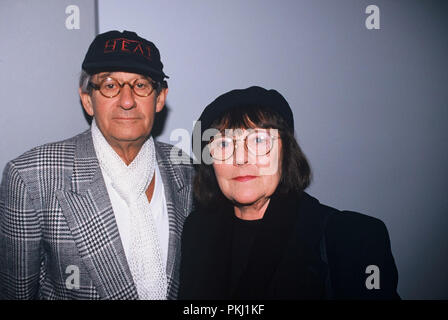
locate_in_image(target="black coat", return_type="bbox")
[179,192,400,300]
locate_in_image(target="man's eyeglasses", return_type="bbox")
[88,76,157,98]
[208,129,279,161]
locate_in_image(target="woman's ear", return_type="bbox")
[79,88,94,116]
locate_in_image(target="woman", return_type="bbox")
[179,86,399,299]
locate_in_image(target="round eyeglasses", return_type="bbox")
[208,129,279,161]
[88,76,157,98]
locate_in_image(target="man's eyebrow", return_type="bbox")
[96,72,153,82]
[97,72,113,79]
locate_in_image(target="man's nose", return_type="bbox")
[233,140,248,165]
[119,84,136,110]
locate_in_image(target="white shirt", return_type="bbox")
[101,163,169,267]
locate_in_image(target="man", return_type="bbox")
[0,30,194,299]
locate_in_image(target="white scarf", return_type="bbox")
[91,119,167,300]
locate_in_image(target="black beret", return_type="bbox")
[82,30,168,82]
[197,86,294,135]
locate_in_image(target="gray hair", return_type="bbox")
[79,70,93,94]
[78,70,166,96]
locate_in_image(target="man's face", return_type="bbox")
[79,71,167,147]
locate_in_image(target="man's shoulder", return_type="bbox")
[154,140,195,187]
[155,141,192,162]
[155,140,194,170]
[5,130,90,172]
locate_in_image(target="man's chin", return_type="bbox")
[109,125,151,141]
[110,133,150,144]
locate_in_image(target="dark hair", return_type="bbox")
[193,105,312,208]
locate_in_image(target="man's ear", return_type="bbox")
[79,88,94,116]
[155,87,168,113]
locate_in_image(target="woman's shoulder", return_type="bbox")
[326,209,389,243]
[308,195,399,299]
[299,192,391,249]
[329,209,387,234]
[301,193,388,236]
[310,200,393,269]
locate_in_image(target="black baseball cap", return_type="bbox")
[82,30,168,82]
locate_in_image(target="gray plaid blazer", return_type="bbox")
[0,129,195,300]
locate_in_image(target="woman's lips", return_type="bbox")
[232,175,257,182]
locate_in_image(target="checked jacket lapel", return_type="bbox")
[55,130,138,300]
[155,142,193,300]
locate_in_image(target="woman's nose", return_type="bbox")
[233,140,248,165]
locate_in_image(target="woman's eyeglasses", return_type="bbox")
[208,129,278,161]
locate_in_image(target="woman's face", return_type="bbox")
[211,128,282,207]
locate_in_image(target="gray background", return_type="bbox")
[1,0,447,299]
[0,0,96,170]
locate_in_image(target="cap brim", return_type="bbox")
[83,62,168,81]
